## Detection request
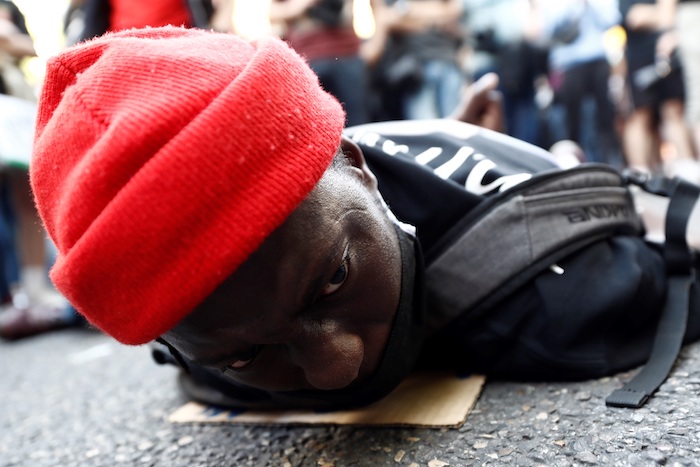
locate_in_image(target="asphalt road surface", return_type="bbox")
[2,327,700,466]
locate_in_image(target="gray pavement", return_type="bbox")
[2,327,700,467]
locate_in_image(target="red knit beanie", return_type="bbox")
[30,26,346,345]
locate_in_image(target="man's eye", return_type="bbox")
[227,346,260,370]
[321,255,349,296]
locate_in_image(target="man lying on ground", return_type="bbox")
[30,26,700,410]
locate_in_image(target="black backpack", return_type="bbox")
[341,120,699,410]
[416,163,699,409]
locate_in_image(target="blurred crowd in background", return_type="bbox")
[1,0,700,340]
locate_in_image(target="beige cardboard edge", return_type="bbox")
[169,373,486,428]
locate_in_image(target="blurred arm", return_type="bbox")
[625,3,660,30]
[359,0,389,65]
[269,0,319,22]
[657,0,677,29]
[0,19,35,59]
[210,0,236,32]
[386,0,463,34]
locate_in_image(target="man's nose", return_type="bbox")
[288,321,364,390]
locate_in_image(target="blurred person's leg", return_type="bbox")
[661,97,700,183]
[312,56,369,127]
[660,98,695,160]
[676,2,700,157]
[403,60,439,120]
[623,53,661,172]
[559,65,585,146]
[590,59,623,167]
[655,63,695,162]
[0,177,19,291]
[543,102,569,148]
[7,169,63,306]
[403,60,461,120]
[495,42,544,146]
[435,60,464,119]
[0,169,82,340]
[0,184,12,304]
[623,105,660,172]
[503,88,540,146]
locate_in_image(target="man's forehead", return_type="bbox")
[171,178,352,330]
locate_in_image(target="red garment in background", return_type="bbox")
[285,26,360,63]
[109,0,192,30]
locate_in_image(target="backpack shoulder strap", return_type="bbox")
[606,175,700,408]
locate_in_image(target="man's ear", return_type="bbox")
[340,136,378,192]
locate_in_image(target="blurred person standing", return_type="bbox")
[621,0,694,175]
[110,0,199,31]
[373,0,465,120]
[64,0,87,47]
[657,0,700,178]
[74,0,216,43]
[0,3,79,339]
[0,0,34,301]
[533,0,623,166]
[462,0,545,145]
[270,0,374,126]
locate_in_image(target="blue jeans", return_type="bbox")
[474,66,540,145]
[0,207,11,301]
[0,183,18,300]
[311,56,369,127]
[403,60,464,120]
[558,59,622,166]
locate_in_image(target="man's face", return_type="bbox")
[163,139,402,391]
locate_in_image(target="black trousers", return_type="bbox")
[559,58,621,165]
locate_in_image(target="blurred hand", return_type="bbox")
[0,17,18,40]
[626,4,656,30]
[449,73,504,133]
[0,18,35,58]
[656,29,678,58]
